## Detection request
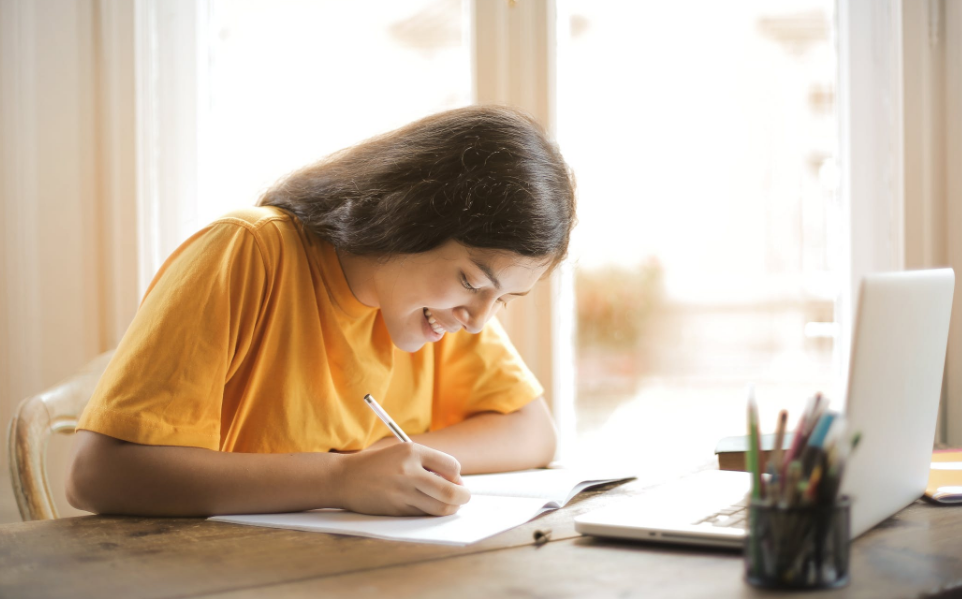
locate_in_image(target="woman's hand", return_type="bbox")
[337,443,470,516]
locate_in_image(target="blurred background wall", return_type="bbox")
[0,0,138,521]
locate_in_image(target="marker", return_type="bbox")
[808,411,836,449]
[782,395,815,478]
[800,411,837,473]
[363,394,412,443]
[824,414,848,450]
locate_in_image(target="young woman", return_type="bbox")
[67,105,576,519]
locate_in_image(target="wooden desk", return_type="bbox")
[3,479,962,599]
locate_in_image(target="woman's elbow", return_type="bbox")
[526,397,558,467]
[65,450,93,512]
[66,431,118,513]
[537,420,558,466]
[66,443,106,513]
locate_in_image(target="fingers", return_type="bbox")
[416,445,462,484]
[341,443,470,517]
[403,445,470,512]
[413,468,472,508]
[406,488,468,517]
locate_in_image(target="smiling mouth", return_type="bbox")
[422,308,447,336]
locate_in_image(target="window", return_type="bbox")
[199,0,471,224]
[556,1,840,478]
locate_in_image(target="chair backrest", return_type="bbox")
[7,350,115,521]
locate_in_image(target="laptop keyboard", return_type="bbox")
[692,497,750,529]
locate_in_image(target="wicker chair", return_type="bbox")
[7,350,114,520]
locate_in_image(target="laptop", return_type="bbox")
[574,268,955,548]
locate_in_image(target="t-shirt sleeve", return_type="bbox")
[430,317,545,430]
[77,220,269,449]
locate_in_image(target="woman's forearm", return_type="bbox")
[66,397,556,517]
[382,397,558,474]
[67,430,347,517]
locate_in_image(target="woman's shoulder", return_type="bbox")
[212,205,294,233]
[199,205,322,281]
[202,206,308,255]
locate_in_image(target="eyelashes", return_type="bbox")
[460,273,477,292]
[461,273,508,309]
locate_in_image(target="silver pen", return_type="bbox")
[363,394,412,443]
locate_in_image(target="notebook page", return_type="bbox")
[462,469,633,506]
[210,494,549,546]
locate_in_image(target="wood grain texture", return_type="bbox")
[0,478,635,599]
[3,475,962,599]
[191,501,962,599]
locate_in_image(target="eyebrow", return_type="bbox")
[471,259,502,290]
[470,258,531,296]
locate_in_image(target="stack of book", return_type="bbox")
[926,449,962,504]
[715,432,793,472]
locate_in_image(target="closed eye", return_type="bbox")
[462,272,509,310]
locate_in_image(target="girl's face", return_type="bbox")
[351,241,550,352]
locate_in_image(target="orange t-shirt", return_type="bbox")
[77,206,543,453]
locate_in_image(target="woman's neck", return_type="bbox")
[334,249,380,308]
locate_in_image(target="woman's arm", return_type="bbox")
[67,430,469,517]
[369,397,558,474]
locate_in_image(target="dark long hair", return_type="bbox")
[258,105,576,267]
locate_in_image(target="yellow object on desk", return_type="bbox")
[925,450,962,504]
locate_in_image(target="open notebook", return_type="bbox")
[209,469,633,546]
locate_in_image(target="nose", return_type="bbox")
[452,295,500,334]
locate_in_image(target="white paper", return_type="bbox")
[209,469,633,546]
[211,495,550,546]
[464,469,625,505]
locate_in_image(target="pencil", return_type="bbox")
[745,384,764,578]
[747,384,764,500]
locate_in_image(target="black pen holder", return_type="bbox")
[744,496,851,590]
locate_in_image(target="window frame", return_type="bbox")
[839,0,962,445]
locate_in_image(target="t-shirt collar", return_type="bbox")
[316,240,375,319]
